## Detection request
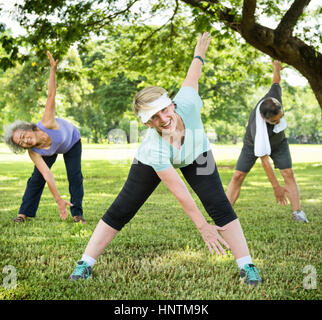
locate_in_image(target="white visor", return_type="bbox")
[138,93,172,123]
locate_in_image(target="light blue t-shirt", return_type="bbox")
[135,86,211,172]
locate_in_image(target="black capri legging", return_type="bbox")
[102,151,237,230]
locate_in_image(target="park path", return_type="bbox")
[0,144,321,163]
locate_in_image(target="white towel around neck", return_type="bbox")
[254,100,287,157]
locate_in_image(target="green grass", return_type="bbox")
[0,144,321,300]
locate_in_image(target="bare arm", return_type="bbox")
[157,166,229,255]
[181,32,211,92]
[260,155,287,205]
[28,150,72,219]
[272,60,284,84]
[41,51,59,129]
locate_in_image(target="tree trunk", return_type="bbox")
[241,23,322,108]
[181,0,322,109]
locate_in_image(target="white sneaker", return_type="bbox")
[292,210,309,223]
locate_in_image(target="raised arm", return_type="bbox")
[41,51,59,129]
[157,166,229,255]
[181,32,212,92]
[272,60,284,84]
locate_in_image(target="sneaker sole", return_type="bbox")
[240,278,262,286]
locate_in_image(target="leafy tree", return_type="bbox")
[282,83,321,143]
[0,49,87,136]
[66,40,142,142]
[183,0,322,107]
[0,5,320,144]
[0,56,51,126]
[86,23,269,125]
[1,0,321,108]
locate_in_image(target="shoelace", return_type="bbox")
[73,263,89,276]
[244,264,261,281]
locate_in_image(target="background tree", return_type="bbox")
[282,83,321,144]
[82,23,270,141]
[1,0,321,108]
[0,49,89,135]
[182,0,322,107]
[0,1,320,143]
[68,38,142,142]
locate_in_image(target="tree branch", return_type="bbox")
[169,0,180,57]
[241,0,256,36]
[129,1,180,59]
[181,0,322,108]
[275,0,311,40]
[83,0,140,30]
[181,0,241,32]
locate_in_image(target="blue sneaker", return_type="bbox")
[69,261,92,281]
[240,264,262,286]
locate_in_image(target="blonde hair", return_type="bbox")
[132,86,167,116]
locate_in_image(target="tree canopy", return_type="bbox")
[0,1,320,143]
[1,0,321,107]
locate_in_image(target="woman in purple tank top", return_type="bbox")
[4,51,86,224]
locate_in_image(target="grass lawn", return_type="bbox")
[0,143,321,300]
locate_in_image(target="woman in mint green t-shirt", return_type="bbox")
[69,32,262,286]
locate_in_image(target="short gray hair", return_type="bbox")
[260,97,282,119]
[3,120,38,154]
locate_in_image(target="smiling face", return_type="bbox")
[264,110,284,125]
[146,103,178,135]
[12,129,37,149]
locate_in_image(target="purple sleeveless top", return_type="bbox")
[32,118,80,156]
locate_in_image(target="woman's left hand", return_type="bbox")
[47,51,59,70]
[194,32,212,60]
[198,222,230,255]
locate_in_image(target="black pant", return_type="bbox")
[19,140,84,217]
[102,151,237,230]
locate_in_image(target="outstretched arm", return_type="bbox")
[157,166,229,255]
[181,32,212,92]
[41,51,59,129]
[28,150,73,219]
[260,155,288,206]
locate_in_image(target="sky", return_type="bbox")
[0,0,319,87]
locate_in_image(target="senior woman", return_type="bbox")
[69,32,262,286]
[4,51,86,224]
